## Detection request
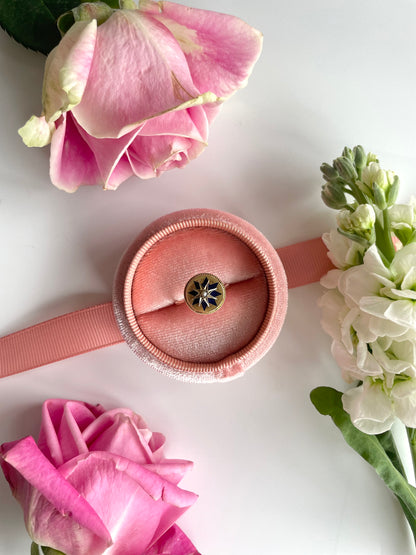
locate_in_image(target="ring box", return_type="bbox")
[113,209,288,382]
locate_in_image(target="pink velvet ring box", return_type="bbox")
[0,208,332,382]
[113,209,288,382]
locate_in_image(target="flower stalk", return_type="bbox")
[407,428,416,481]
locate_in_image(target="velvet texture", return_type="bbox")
[113,209,288,382]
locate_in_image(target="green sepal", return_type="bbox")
[57,11,75,34]
[394,228,413,247]
[337,227,371,248]
[41,546,66,555]
[409,229,416,244]
[58,1,114,33]
[101,0,120,7]
[310,386,416,542]
[373,182,387,210]
[386,175,400,206]
[0,0,121,54]
[30,544,66,555]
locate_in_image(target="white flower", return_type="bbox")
[342,378,396,434]
[318,284,412,383]
[322,228,364,269]
[389,197,416,232]
[342,376,416,434]
[341,243,416,330]
[371,337,416,383]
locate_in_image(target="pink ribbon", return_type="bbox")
[0,237,332,378]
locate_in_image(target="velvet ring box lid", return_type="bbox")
[113,208,288,382]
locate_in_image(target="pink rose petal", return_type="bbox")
[147,0,263,98]
[1,437,112,554]
[73,119,141,189]
[128,133,204,178]
[60,452,197,555]
[50,113,103,191]
[72,10,206,138]
[57,403,96,463]
[104,153,135,190]
[38,400,104,465]
[87,414,155,464]
[43,20,97,122]
[141,106,208,143]
[142,460,194,486]
[145,525,200,555]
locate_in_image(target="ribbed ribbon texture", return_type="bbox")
[0,304,124,378]
[0,237,332,378]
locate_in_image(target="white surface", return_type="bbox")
[0,0,416,553]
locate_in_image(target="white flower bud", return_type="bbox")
[361,162,381,188]
[350,204,376,231]
[361,162,397,193]
[336,209,352,231]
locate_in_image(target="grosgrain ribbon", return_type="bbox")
[0,237,333,378]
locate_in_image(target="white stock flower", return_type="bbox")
[341,243,416,331]
[319,285,392,383]
[342,378,396,434]
[342,376,416,434]
[319,256,413,383]
[320,238,416,433]
[389,198,416,232]
[322,228,364,269]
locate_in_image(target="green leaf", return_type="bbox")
[31,543,39,555]
[0,0,120,55]
[311,386,416,542]
[0,0,79,54]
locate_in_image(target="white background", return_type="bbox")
[1,0,416,553]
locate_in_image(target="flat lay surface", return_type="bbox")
[1,0,416,553]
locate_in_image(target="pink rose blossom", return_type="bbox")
[19,0,263,191]
[0,399,199,555]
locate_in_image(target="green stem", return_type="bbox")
[375,208,395,264]
[407,428,416,483]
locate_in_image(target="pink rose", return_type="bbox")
[19,0,262,191]
[0,399,199,555]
